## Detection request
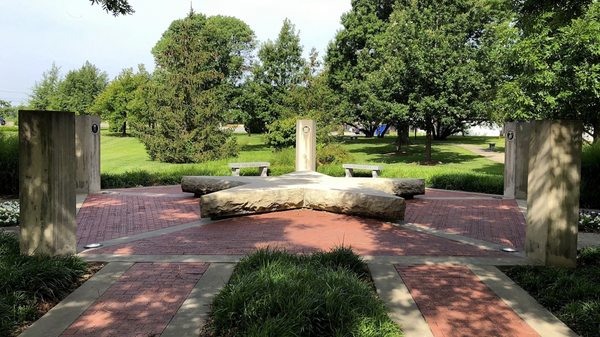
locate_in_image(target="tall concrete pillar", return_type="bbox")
[75,115,101,193]
[503,122,531,199]
[19,110,76,255]
[295,120,317,172]
[525,120,582,268]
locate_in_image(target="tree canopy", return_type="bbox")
[497,1,600,141]
[92,65,151,136]
[89,0,134,16]
[140,11,255,163]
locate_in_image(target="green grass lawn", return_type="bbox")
[101,133,504,191]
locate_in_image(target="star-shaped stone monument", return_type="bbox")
[182,171,424,220]
[182,120,424,220]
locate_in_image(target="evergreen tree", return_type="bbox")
[143,11,255,163]
[28,63,61,110]
[239,19,307,133]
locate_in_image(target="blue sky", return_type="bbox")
[0,0,351,105]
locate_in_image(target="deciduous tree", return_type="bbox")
[92,65,151,136]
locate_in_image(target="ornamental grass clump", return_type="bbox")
[207,247,402,337]
[0,201,19,227]
[0,232,88,336]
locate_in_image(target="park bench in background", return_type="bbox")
[228,162,270,177]
[488,143,496,151]
[342,164,383,178]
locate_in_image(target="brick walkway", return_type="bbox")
[46,185,560,337]
[76,190,199,247]
[406,198,526,249]
[84,209,502,256]
[396,265,540,337]
[60,263,208,337]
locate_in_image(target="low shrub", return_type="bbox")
[0,201,19,227]
[317,143,353,165]
[265,117,297,150]
[580,211,600,233]
[429,173,503,194]
[502,247,600,337]
[0,232,88,336]
[0,132,18,196]
[581,142,600,209]
[207,247,401,337]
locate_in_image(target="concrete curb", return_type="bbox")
[469,265,579,337]
[78,219,214,253]
[80,254,531,266]
[396,221,527,258]
[162,263,235,337]
[18,262,133,337]
[368,262,433,337]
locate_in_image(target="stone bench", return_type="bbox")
[228,162,270,177]
[488,143,496,151]
[342,164,383,178]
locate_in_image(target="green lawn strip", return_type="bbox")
[101,134,504,193]
[501,247,600,337]
[0,232,93,337]
[204,247,402,337]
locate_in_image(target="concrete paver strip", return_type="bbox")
[19,262,133,337]
[79,218,214,253]
[162,263,235,337]
[469,265,579,337]
[368,262,434,337]
[398,222,526,257]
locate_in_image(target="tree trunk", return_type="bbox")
[594,119,600,143]
[424,120,433,162]
[395,123,411,152]
[377,124,391,138]
[362,128,375,138]
[121,121,127,137]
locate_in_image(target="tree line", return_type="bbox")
[17,0,600,164]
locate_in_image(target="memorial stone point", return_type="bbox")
[182,120,426,220]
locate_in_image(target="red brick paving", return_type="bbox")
[84,209,502,256]
[60,263,208,337]
[405,198,526,249]
[396,265,540,337]
[76,193,200,247]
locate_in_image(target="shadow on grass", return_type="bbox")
[348,144,481,165]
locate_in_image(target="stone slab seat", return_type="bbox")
[342,164,384,178]
[228,162,270,177]
[181,172,424,220]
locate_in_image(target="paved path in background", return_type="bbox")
[454,143,505,163]
[21,185,580,337]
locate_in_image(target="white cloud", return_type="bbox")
[0,0,351,104]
